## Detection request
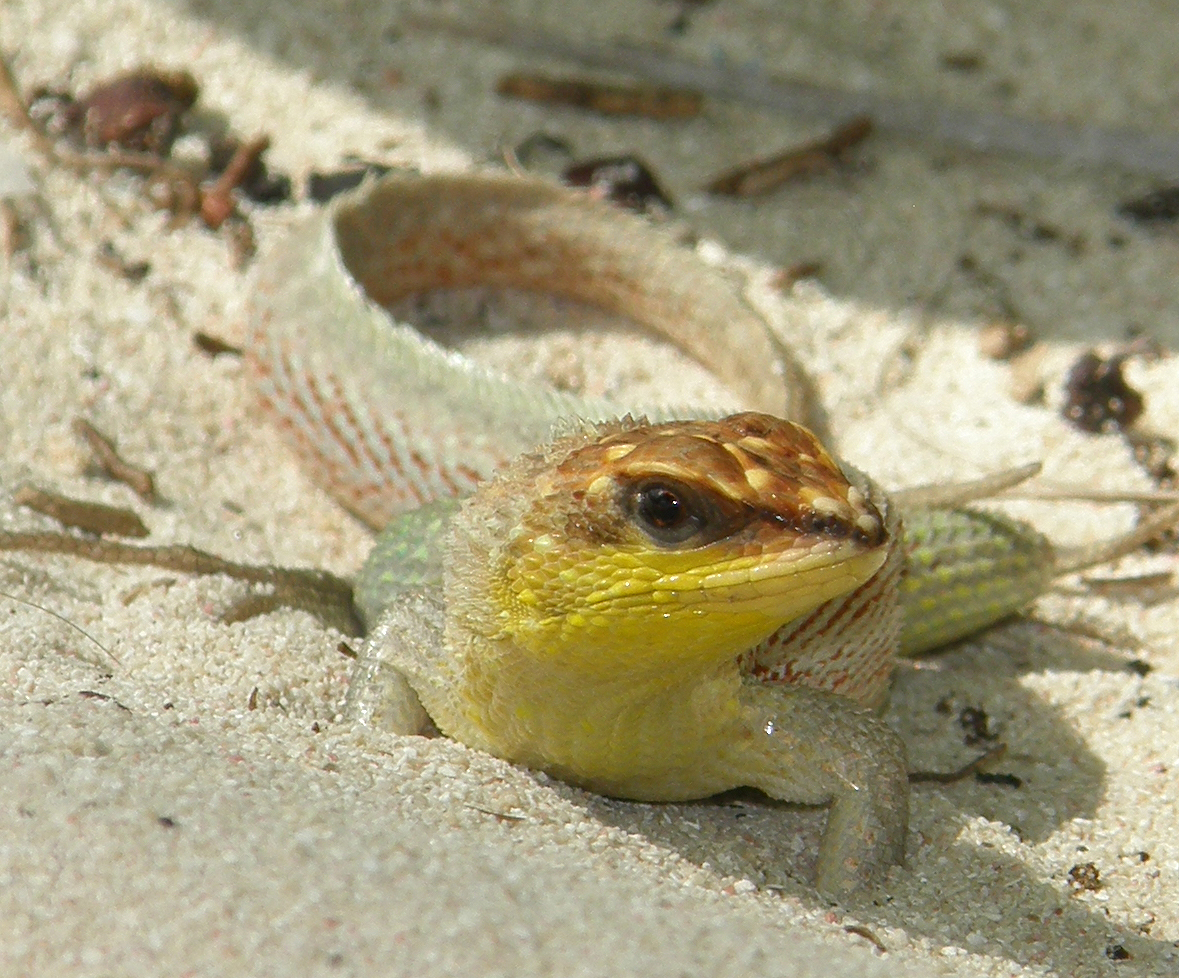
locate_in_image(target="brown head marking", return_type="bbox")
[536,412,885,551]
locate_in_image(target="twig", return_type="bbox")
[200,134,269,229]
[73,418,157,502]
[1055,500,1179,573]
[0,51,199,194]
[705,115,872,196]
[0,530,361,635]
[13,485,149,538]
[0,51,53,153]
[890,462,1041,510]
[909,744,1008,784]
[497,72,701,118]
[1004,487,1179,504]
[408,13,1179,179]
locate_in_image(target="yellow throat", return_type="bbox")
[436,412,891,793]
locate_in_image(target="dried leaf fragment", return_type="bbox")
[63,68,198,153]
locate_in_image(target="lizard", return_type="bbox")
[4,171,1174,898]
[240,171,1179,897]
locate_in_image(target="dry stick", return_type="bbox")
[408,13,1179,179]
[890,462,1042,510]
[200,134,269,229]
[894,465,1179,509]
[496,72,702,118]
[1080,570,1173,595]
[0,531,361,636]
[0,51,52,152]
[3,51,259,260]
[13,485,149,538]
[1056,500,1179,574]
[706,115,872,196]
[1006,486,1179,504]
[909,744,1008,785]
[72,419,157,502]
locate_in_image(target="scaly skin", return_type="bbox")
[246,171,1178,897]
[345,414,1126,896]
[354,413,909,897]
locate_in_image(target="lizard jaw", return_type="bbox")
[508,540,889,678]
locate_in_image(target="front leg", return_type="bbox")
[344,588,444,737]
[720,681,909,899]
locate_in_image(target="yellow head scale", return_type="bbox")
[456,413,890,680]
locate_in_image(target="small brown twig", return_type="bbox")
[200,134,269,229]
[0,51,198,188]
[73,418,157,502]
[13,485,149,538]
[705,115,872,196]
[409,12,1179,178]
[0,530,361,635]
[909,743,1008,784]
[2,51,268,261]
[0,51,53,153]
[496,72,701,119]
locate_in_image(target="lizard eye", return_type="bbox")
[628,480,707,545]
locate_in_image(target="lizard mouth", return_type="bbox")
[575,537,889,622]
[502,535,890,672]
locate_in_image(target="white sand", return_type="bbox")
[3,1,1179,975]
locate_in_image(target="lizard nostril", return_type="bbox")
[852,513,886,548]
[801,512,848,537]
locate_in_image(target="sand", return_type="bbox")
[3,1,1179,975]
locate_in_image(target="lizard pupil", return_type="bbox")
[629,481,709,545]
[640,487,685,529]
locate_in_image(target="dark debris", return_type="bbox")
[1061,351,1144,434]
[562,155,673,212]
[1117,186,1179,224]
[1067,862,1102,893]
[306,162,392,203]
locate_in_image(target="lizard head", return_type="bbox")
[447,412,889,679]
